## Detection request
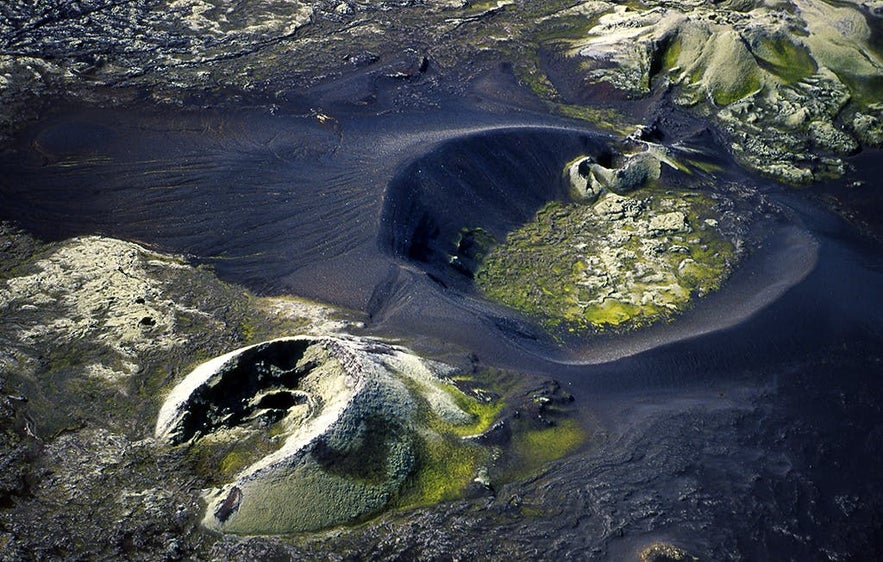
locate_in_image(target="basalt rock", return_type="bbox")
[476,187,737,331]
[566,148,665,202]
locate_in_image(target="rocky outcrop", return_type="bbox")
[0,226,585,544]
[567,150,664,200]
[0,227,325,559]
[640,542,697,562]
[561,0,883,183]
[0,232,358,386]
[0,236,196,379]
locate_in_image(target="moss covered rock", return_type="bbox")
[559,0,883,183]
[475,189,736,332]
[156,335,507,534]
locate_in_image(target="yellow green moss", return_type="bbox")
[189,434,282,482]
[442,388,504,437]
[554,103,635,135]
[662,36,683,71]
[392,376,501,507]
[219,449,252,476]
[395,434,487,507]
[475,190,736,332]
[465,0,510,15]
[752,36,817,84]
[710,72,762,106]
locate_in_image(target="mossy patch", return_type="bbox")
[395,432,488,507]
[661,35,683,72]
[395,371,584,508]
[750,35,817,85]
[475,190,736,332]
[188,432,283,482]
[553,103,635,135]
[394,376,500,507]
[443,388,504,437]
[505,417,586,479]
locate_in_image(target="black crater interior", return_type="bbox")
[380,127,608,290]
[172,339,315,445]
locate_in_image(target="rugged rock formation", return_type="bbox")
[0,226,358,556]
[640,542,697,562]
[0,222,587,552]
[566,148,666,200]
[1,0,878,187]
[561,0,883,182]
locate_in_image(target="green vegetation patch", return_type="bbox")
[395,372,584,508]
[394,376,500,507]
[475,190,735,332]
[750,35,817,85]
[395,431,488,507]
[189,431,283,482]
[553,103,635,136]
[505,417,586,480]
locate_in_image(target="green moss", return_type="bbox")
[532,14,599,45]
[475,190,736,332]
[515,56,559,101]
[684,157,725,175]
[844,74,883,107]
[710,72,762,106]
[465,0,509,15]
[446,391,504,437]
[390,374,503,507]
[662,36,683,71]
[582,299,642,328]
[395,433,487,507]
[396,375,586,507]
[554,103,635,135]
[244,295,313,342]
[751,36,817,84]
[219,449,253,476]
[239,320,256,343]
[189,433,283,482]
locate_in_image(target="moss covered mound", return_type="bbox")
[157,334,588,535]
[158,335,478,534]
[475,190,735,331]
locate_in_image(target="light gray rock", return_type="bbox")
[649,211,689,234]
[561,0,883,182]
[565,156,603,203]
[852,111,883,146]
[565,150,666,203]
[589,151,663,195]
[808,120,859,154]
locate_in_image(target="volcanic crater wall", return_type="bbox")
[380,127,607,287]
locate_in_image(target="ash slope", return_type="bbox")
[0,105,818,367]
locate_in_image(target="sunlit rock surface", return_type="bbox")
[1,0,881,559]
[0,225,340,557]
[1,0,879,186]
[567,149,664,199]
[639,542,697,562]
